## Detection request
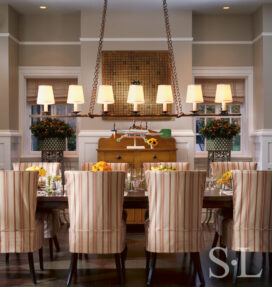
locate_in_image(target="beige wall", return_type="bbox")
[0,4,9,33]
[193,14,253,41]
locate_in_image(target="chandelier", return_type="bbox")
[31,0,239,119]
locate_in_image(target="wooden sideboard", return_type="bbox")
[97,133,177,224]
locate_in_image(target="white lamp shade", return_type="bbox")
[156,85,173,104]
[97,85,114,104]
[67,85,85,104]
[37,85,55,105]
[215,84,233,103]
[127,85,145,104]
[186,85,203,103]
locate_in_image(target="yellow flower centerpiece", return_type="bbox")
[216,171,232,190]
[146,138,158,149]
[26,166,47,177]
[92,161,112,171]
[151,165,178,171]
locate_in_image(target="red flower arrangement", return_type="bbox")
[199,119,240,140]
[30,118,74,140]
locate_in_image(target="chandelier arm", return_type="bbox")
[162,0,183,115]
[89,0,108,115]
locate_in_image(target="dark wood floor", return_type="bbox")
[0,224,271,286]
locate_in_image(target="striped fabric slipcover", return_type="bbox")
[210,162,258,180]
[0,171,43,253]
[65,171,126,254]
[145,170,206,253]
[13,162,61,177]
[82,162,129,172]
[13,162,61,239]
[222,170,272,252]
[143,162,190,172]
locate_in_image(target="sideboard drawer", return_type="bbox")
[138,151,173,163]
[100,151,134,163]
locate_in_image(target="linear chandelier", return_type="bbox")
[30,0,240,119]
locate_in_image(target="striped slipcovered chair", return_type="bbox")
[82,162,129,172]
[143,162,190,171]
[222,170,272,284]
[210,162,258,248]
[145,170,206,285]
[0,171,43,284]
[13,162,61,260]
[65,171,127,286]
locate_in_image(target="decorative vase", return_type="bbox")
[206,138,233,151]
[39,137,66,151]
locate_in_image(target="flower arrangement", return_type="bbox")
[199,119,240,139]
[92,161,112,171]
[151,165,178,171]
[146,138,158,148]
[216,171,232,185]
[26,166,47,177]
[30,118,74,140]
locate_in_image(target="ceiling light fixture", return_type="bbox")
[40,6,47,9]
[223,6,230,10]
[31,0,239,119]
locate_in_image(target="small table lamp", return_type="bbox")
[215,84,233,113]
[127,85,145,112]
[37,85,55,113]
[186,84,203,112]
[97,85,114,112]
[67,85,85,113]
[156,85,173,113]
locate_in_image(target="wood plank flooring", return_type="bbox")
[0,224,271,286]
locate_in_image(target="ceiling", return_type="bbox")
[1,0,271,14]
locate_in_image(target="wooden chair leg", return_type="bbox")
[121,245,127,271]
[49,238,53,261]
[191,252,205,285]
[212,232,219,248]
[115,253,124,284]
[262,252,266,267]
[232,251,241,284]
[79,253,82,260]
[66,253,78,286]
[145,250,150,273]
[39,247,44,271]
[53,235,60,252]
[84,254,88,260]
[28,252,37,285]
[5,253,9,264]
[147,253,157,286]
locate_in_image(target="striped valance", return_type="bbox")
[27,78,78,104]
[194,78,245,104]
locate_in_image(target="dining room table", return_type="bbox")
[37,188,233,211]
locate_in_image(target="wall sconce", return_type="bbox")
[67,85,85,113]
[127,84,145,112]
[156,85,173,113]
[97,85,115,112]
[186,84,204,113]
[37,85,55,113]
[215,84,233,113]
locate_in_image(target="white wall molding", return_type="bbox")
[78,129,195,169]
[19,66,81,158]
[0,130,20,137]
[252,32,272,44]
[20,41,81,45]
[193,41,252,45]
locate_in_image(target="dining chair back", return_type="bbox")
[82,162,129,172]
[13,162,61,176]
[210,161,257,179]
[144,170,206,285]
[0,171,43,284]
[143,162,190,171]
[65,170,127,285]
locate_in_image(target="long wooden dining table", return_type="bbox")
[37,189,233,211]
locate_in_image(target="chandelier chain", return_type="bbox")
[89,0,108,115]
[162,0,183,115]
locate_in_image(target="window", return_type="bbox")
[194,78,245,153]
[26,78,78,153]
